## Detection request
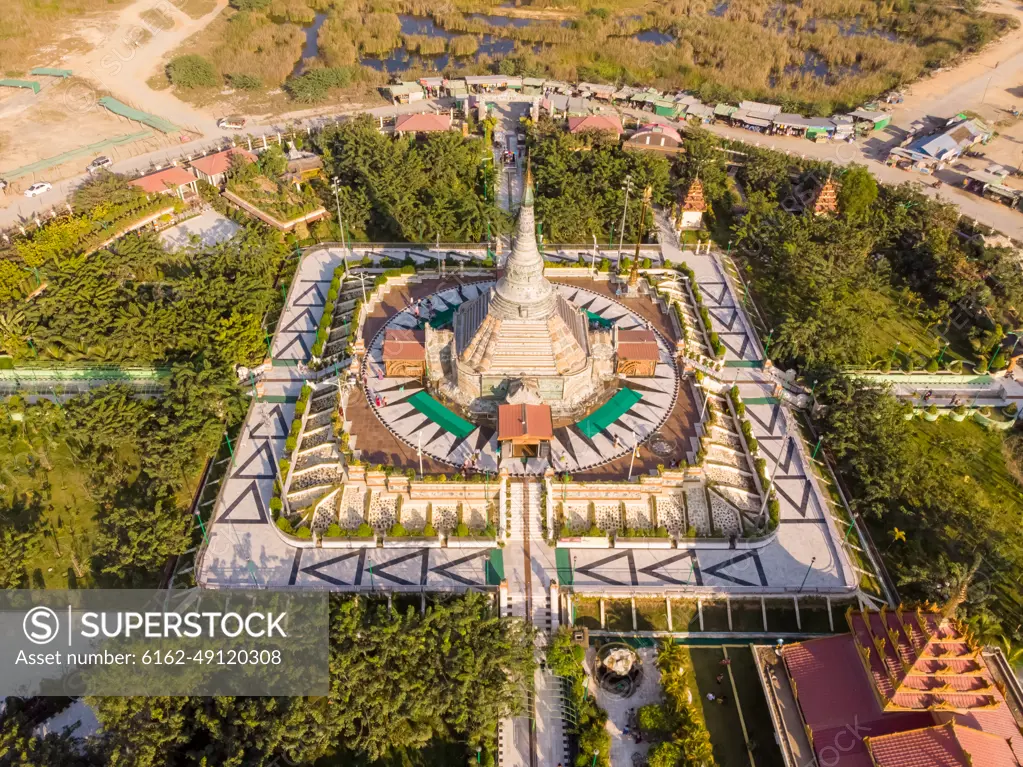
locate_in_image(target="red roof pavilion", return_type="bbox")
[498,404,553,441]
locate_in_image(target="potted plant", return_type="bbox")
[1003,402,1018,419]
[951,404,967,422]
[924,404,939,421]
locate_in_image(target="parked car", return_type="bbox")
[24,182,52,198]
[87,156,112,173]
[217,116,246,130]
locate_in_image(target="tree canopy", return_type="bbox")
[0,594,532,767]
[316,115,505,242]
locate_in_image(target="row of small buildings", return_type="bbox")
[386,78,896,138]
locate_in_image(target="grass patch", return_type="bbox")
[727,647,786,767]
[730,600,765,632]
[178,0,218,19]
[574,596,601,629]
[764,601,800,633]
[634,598,669,631]
[701,600,730,632]
[605,599,634,632]
[671,598,701,632]
[688,646,753,767]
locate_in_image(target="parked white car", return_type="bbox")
[24,182,52,198]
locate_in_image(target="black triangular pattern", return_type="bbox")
[577,297,598,312]
[276,332,311,358]
[747,404,782,435]
[299,550,364,587]
[569,424,602,456]
[422,424,450,447]
[622,405,654,425]
[474,425,495,453]
[775,480,813,519]
[375,380,422,395]
[698,281,729,304]
[553,427,578,463]
[430,550,488,586]
[288,548,303,585]
[293,282,326,307]
[758,437,797,474]
[718,333,750,359]
[249,404,289,440]
[575,550,637,586]
[623,380,672,395]
[282,307,320,333]
[701,551,767,587]
[218,480,269,524]
[369,549,429,586]
[707,307,738,331]
[638,550,702,586]
[393,408,430,426]
[230,440,277,480]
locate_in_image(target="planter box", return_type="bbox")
[923,411,939,422]
[614,537,673,550]
[320,535,377,549]
[557,536,611,549]
[974,412,1015,430]
[365,471,387,487]
[447,535,497,549]
[383,536,442,548]
[950,412,966,421]
[347,465,366,482]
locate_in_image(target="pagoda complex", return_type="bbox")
[432,173,611,417]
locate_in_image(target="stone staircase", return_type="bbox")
[488,320,561,375]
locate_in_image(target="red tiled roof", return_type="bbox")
[130,166,195,194]
[395,113,451,133]
[867,722,1021,767]
[568,115,623,135]
[190,147,256,178]
[382,328,425,361]
[617,329,659,361]
[498,404,553,441]
[867,724,968,767]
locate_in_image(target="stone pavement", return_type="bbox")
[273,247,344,362]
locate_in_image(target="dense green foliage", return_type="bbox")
[730,149,1020,370]
[286,66,357,102]
[813,375,1023,644]
[0,179,287,366]
[316,115,505,242]
[640,642,716,767]
[530,116,671,244]
[547,628,611,767]
[167,54,219,89]
[0,594,531,767]
[0,365,246,588]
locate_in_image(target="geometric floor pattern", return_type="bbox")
[363,282,680,474]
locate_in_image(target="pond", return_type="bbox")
[633,29,675,45]
[466,12,572,28]
[709,2,729,17]
[292,11,329,77]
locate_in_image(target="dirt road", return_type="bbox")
[54,0,228,135]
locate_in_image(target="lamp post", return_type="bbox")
[628,440,638,480]
[812,434,824,460]
[798,556,817,593]
[758,435,788,522]
[591,750,600,767]
[764,328,774,358]
[331,176,350,272]
[889,341,900,369]
[591,233,598,276]
[616,174,633,258]
[476,747,481,765]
